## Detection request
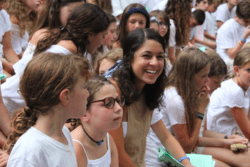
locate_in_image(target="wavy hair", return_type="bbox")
[113,28,167,110]
[116,3,150,47]
[167,47,210,135]
[35,3,110,57]
[31,0,86,37]
[165,0,191,46]
[5,52,90,154]
[5,0,37,36]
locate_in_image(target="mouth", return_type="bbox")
[145,70,157,74]
[113,117,122,121]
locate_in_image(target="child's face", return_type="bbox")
[150,22,159,32]
[227,0,239,7]
[86,0,97,5]
[99,58,116,76]
[87,84,123,132]
[205,76,225,94]
[23,0,41,12]
[194,65,210,93]
[87,30,108,54]
[158,18,168,37]
[208,4,219,13]
[196,0,209,11]
[0,1,5,10]
[103,22,117,47]
[126,13,146,33]
[60,2,85,27]
[189,16,199,27]
[234,62,250,91]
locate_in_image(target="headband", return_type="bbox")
[128,8,149,16]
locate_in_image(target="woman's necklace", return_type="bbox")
[82,125,103,146]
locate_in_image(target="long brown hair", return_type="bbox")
[165,0,191,46]
[5,52,90,154]
[167,47,210,135]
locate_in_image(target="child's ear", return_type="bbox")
[60,89,70,105]
[234,66,240,76]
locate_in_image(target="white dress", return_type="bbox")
[0,9,11,58]
[207,79,250,135]
[7,126,78,167]
[73,134,111,167]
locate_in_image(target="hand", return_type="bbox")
[242,26,250,39]
[228,134,246,139]
[197,86,210,114]
[0,149,8,167]
[208,41,216,49]
[223,137,248,149]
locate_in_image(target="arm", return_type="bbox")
[194,37,216,49]
[0,149,9,167]
[2,31,19,64]
[110,135,119,167]
[204,30,216,41]
[226,26,250,59]
[108,123,135,167]
[151,120,192,166]
[217,21,223,29]
[168,47,176,64]
[231,107,250,140]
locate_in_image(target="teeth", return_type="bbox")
[146,70,156,74]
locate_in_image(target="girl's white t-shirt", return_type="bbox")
[0,9,11,57]
[207,79,250,135]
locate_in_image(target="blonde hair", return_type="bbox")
[94,48,123,75]
[5,0,37,36]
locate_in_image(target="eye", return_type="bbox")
[130,20,135,24]
[247,69,250,73]
[140,21,145,25]
[143,54,151,58]
[157,55,165,59]
[104,97,114,108]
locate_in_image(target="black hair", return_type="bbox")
[193,9,205,25]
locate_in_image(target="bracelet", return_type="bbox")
[224,135,228,139]
[196,112,204,120]
[241,38,246,43]
[239,40,245,46]
[178,155,190,163]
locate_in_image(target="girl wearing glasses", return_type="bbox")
[109,28,193,167]
[71,75,124,167]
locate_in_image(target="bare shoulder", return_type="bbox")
[112,41,121,49]
[57,40,77,54]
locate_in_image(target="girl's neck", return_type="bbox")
[33,106,68,145]
[233,77,248,92]
[82,124,107,147]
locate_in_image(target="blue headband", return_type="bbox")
[128,8,149,16]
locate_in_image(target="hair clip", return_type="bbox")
[60,26,65,31]
[103,59,123,79]
[150,16,159,24]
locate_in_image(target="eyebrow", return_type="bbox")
[142,51,165,55]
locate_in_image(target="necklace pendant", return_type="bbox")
[98,140,103,145]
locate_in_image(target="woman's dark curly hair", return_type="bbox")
[35,3,110,57]
[113,28,167,110]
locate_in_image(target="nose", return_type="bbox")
[135,22,140,29]
[114,101,122,113]
[113,33,117,41]
[149,56,158,66]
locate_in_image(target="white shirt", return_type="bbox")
[216,3,236,24]
[207,79,250,135]
[204,11,217,37]
[0,9,11,58]
[112,0,141,17]
[153,0,168,11]
[7,126,77,167]
[216,19,250,64]
[139,0,164,13]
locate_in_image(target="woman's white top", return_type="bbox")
[7,126,78,167]
[1,44,72,115]
[0,9,11,58]
[10,23,29,55]
[207,79,250,135]
[73,134,111,167]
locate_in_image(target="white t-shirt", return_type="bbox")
[145,87,186,167]
[169,19,176,47]
[189,27,196,40]
[191,8,205,42]
[1,45,73,116]
[139,0,164,13]
[112,0,141,17]
[7,126,77,167]
[204,11,216,37]
[10,23,29,55]
[0,9,11,58]
[207,79,250,135]
[216,3,236,24]
[153,0,168,11]
[73,134,111,167]
[216,19,250,64]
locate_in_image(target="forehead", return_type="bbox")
[135,39,164,54]
[93,84,118,99]
[128,13,147,20]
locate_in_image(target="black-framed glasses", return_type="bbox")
[88,96,125,109]
[159,22,168,27]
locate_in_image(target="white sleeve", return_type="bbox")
[216,5,227,22]
[112,0,123,17]
[217,27,234,50]
[162,95,186,126]
[168,19,176,47]
[7,158,36,167]
[151,108,163,125]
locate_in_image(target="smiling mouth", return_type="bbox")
[146,70,157,74]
